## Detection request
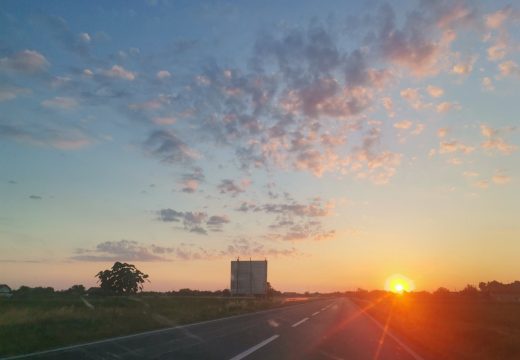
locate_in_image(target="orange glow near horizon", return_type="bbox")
[385,274,415,293]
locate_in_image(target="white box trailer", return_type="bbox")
[230,259,267,296]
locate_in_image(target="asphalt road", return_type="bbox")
[7,298,425,360]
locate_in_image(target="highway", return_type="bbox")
[7,298,425,360]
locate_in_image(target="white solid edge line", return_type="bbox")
[229,335,279,360]
[291,317,309,327]
[312,311,320,316]
[2,299,330,360]
[360,306,425,360]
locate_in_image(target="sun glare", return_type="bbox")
[385,274,415,294]
[394,283,404,293]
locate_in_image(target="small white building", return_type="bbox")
[0,284,12,297]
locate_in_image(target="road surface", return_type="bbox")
[6,298,424,360]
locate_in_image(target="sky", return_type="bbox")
[0,0,519,293]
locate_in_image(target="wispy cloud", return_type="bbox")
[0,50,49,74]
[157,208,230,234]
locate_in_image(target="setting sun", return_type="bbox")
[385,274,415,293]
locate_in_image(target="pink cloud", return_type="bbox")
[480,124,517,155]
[427,85,444,98]
[394,120,413,129]
[103,65,136,80]
[492,171,511,185]
[0,50,49,73]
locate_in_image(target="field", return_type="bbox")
[0,295,299,357]
[351,294,520,360]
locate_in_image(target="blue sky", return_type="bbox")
[1,0,519,292]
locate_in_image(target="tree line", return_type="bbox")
[5,262,520,298]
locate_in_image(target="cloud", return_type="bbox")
[41,97,78,110]
[382,97,395,117]
[437,128,448,138]
[0,85,31,102]
[487,35,508,62]
[143,130,197,163]
[79,32,91,43]
[72,238,299,262]
[180,181,199,195]
[436,101,460,113]
[0,123,91,150]
[180,167,204,193]
[236,197,335,241]
[481,138,517,155]
[426,85,444,98]
[29,195,42,200]
[485,5,515,29]
[128,99,163,111]
[439,140,475,154]
[223,238,299,257]
[411,123,426,135]
[481,77,495,91]
[348,127,402,185]
[480,125,495,138]
[394,120,413,130]
[156,70,171,79]
[157,208,184,222]
[152,116,176,125]
[492,170,511,185]
[157,208,230,234]
[72,239,166,262]
[40,15,91,57]
[217,179,248,197]
[473,180,489,189]
[480,124,517,155]
[447,158,462,166]
[103,65,136,80]
[374,2,460,77]
[207,215,230,232]
[463,171,479,178]
[0,50,49,74]
[498,60,520,77]
[451,54,477,75]
[400,88,429,110]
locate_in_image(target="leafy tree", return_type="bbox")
[13,286,55,298]
[433,287,451,296]
[95,262,149,295]
[460,284,479,296]
[67,284,86,294]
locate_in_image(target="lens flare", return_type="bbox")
[384,274,415,293]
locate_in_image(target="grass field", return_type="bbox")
[0,295,301,357]
[351,294,520,360]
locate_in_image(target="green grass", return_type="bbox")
[351,295,520,360]
[0,295,294,357]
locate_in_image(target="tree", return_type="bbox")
[433,287,451,297]
[95,262,149,295]
[460,284,479,296]
[66,284,86,294]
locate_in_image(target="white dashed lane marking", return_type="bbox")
[291,317,309,328]
[229,335,280,360]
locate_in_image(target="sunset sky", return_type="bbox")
[1,0,519,293]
